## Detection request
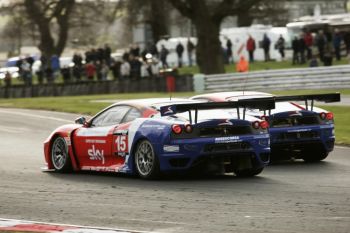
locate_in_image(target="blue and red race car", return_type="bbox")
[44,98,275,179]
[191,91,341,162]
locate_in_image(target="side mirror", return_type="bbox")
[75,116,87,125]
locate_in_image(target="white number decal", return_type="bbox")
[116,135,128,152]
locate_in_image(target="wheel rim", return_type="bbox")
[51,137,68,170]
[135,141,154,176]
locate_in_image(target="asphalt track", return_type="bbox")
[0,108,349,233]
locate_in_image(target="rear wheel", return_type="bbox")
[51,137,71,172]
[234,167,264,177]
[135,140,160,179]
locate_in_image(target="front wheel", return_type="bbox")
[51,137,72,172]
[134,140,160,179]
[234,167,264,177]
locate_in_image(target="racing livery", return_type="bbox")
[191,92,341,162]
[44,98,275,178]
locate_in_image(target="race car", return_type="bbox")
[44,98,275,179]
[191,91,341,162]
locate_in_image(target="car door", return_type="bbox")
[73,105,131,170]
[111,107,143,170]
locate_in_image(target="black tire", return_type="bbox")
[302,150,329,163]
[51,136,72,172]
[234,167,264,177]
[134,140,160,179]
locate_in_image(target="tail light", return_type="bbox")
[320,112,334,121]
[172,124,182,134]
[252,121,269,130]
[184,124,193,133]
[252,121,260,129]
[260,121,269,129]
[326,112,334,120]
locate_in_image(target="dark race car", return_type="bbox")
[191,91,341,162]
[44,98,275,179]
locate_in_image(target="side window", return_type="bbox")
[122,108,142,123]
[91,106,131,127]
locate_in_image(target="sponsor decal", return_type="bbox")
[141,124,166,130]
[287,129,311,133]
[215,136,241,143]
[76,126,112,137]
[163,106,174,115]
[88,145,105,164]
[115,129,128,135]
[218,119,233,126]
[115,135,128,157]
[163,145,180,152]
[85,139,106,144]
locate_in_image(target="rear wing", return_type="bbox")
[275,93,341,111]
[160,97,275,123]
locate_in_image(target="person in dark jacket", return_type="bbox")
[292,36,300,65]
[298,34,306,64]
[262,33,271,62]
[275,35,285,60]
[333,29,342,61]
[315,30,327,62]
[176,42,184,67]
[160,45,169,68]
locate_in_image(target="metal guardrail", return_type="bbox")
[193,65,350,92]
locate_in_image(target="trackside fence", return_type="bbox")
[193,65,350,92]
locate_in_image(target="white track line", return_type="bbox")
[0,217,154,233]
[0,109,72,123]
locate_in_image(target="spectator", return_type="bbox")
[298,34,306,64]
[160,45,169,68]
[187,38,195,66]
[275,34,285,60]
[236,55,249,72]
[129,55,142,79]
[150,59,161,78]
[304,30,313,60]
[51,54,60,80]
[333,29,342,61]
[96,61,103,81]
[120,58,131,80]
[104,44,112,66]
[61,65,71,83]
[110,58,121,80]
[85,61,96,81]
[292,36,300,65]
[226,39,233,63]
[101,61,109,80]
[140,60,151,78]
[21,59,32,86]
[323,50,333,66]
[262,33,271,62]
[246,35,256,63]
[315,30,327,61]
[45,66,54,84]
[176,42,184,67]
[4,71,11,87]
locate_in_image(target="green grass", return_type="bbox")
[0,91,349,145]
[270,89,350,95]
[0,92,194,115]
[178,59,349,74]
[319,105,350,146]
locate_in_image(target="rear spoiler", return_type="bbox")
[275,93,341,111]
[160,97,275,123]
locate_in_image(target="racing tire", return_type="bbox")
[134,140,160,179]
[302,150,329,163]
[234,167,264,177]
[51,136,72,172]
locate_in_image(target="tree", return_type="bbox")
[168,0,264,74]
[23,0,76,59]
[126,0,170,43]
